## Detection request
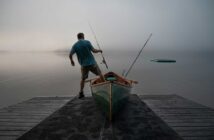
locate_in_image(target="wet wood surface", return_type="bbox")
[18,94,182,140]
[1,94,213,140]
[0,96,73,140]
[140,94,214,140]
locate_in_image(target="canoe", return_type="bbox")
[88,72,137,121]
[151,59,176,63]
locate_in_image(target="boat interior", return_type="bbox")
[91,72,132,86]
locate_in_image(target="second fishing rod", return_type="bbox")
[124,33,152,78]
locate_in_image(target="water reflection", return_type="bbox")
[0,50,214,108]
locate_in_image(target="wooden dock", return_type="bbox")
[17,94,182,140]
[0,96,73,140]
[0,94,213,140]
[140,94,214,140]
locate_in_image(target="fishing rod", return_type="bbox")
[124,33,152,77]
[88,22,109,69]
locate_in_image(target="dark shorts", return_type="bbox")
[81,64,101,80]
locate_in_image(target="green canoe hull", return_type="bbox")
[91,81,131,121]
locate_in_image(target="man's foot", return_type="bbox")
[78,92,85,99]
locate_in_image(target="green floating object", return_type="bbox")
[151,59,176,63]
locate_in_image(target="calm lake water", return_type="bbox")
[0,50,214,108]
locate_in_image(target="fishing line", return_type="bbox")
[124,33,152,77]
[88,21,109,69]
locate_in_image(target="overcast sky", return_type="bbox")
[0,0,213,51]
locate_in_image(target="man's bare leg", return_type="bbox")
[80,79,85,92]
[79,79,85,98]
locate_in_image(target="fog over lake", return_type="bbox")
[0,0,214,108]
[0,50,213,108]
[0,0,214,52]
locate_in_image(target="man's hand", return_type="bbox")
[71,60,75,66]
[92,48,103,53]
[69,53,75,66]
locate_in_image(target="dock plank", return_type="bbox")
[0,96,73,140]
[140,94,214,140]
[18,95,182,140]
[1,94,213,139]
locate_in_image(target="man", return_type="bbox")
[69,33,105,99]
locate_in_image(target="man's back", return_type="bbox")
[69,32,104,98]
[71,39,96,66]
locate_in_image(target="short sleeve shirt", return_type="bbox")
[70,40,96,66]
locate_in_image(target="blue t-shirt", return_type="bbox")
[70,39,96,66]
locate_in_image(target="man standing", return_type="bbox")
[69,33,105,99]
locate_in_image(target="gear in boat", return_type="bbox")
[91,72,136,86]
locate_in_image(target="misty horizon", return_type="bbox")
[1,0,214,52]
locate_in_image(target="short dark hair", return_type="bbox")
[77,33,84,39]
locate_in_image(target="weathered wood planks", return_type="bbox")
[0,96,73,140]
[139,94,214,140]
[1,94,213,140]
[18,94,182,140]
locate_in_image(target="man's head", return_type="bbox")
[77,33,84,40]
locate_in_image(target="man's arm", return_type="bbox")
[91,48,103,53]
[88,41,102,53]
[69,50,75,66]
